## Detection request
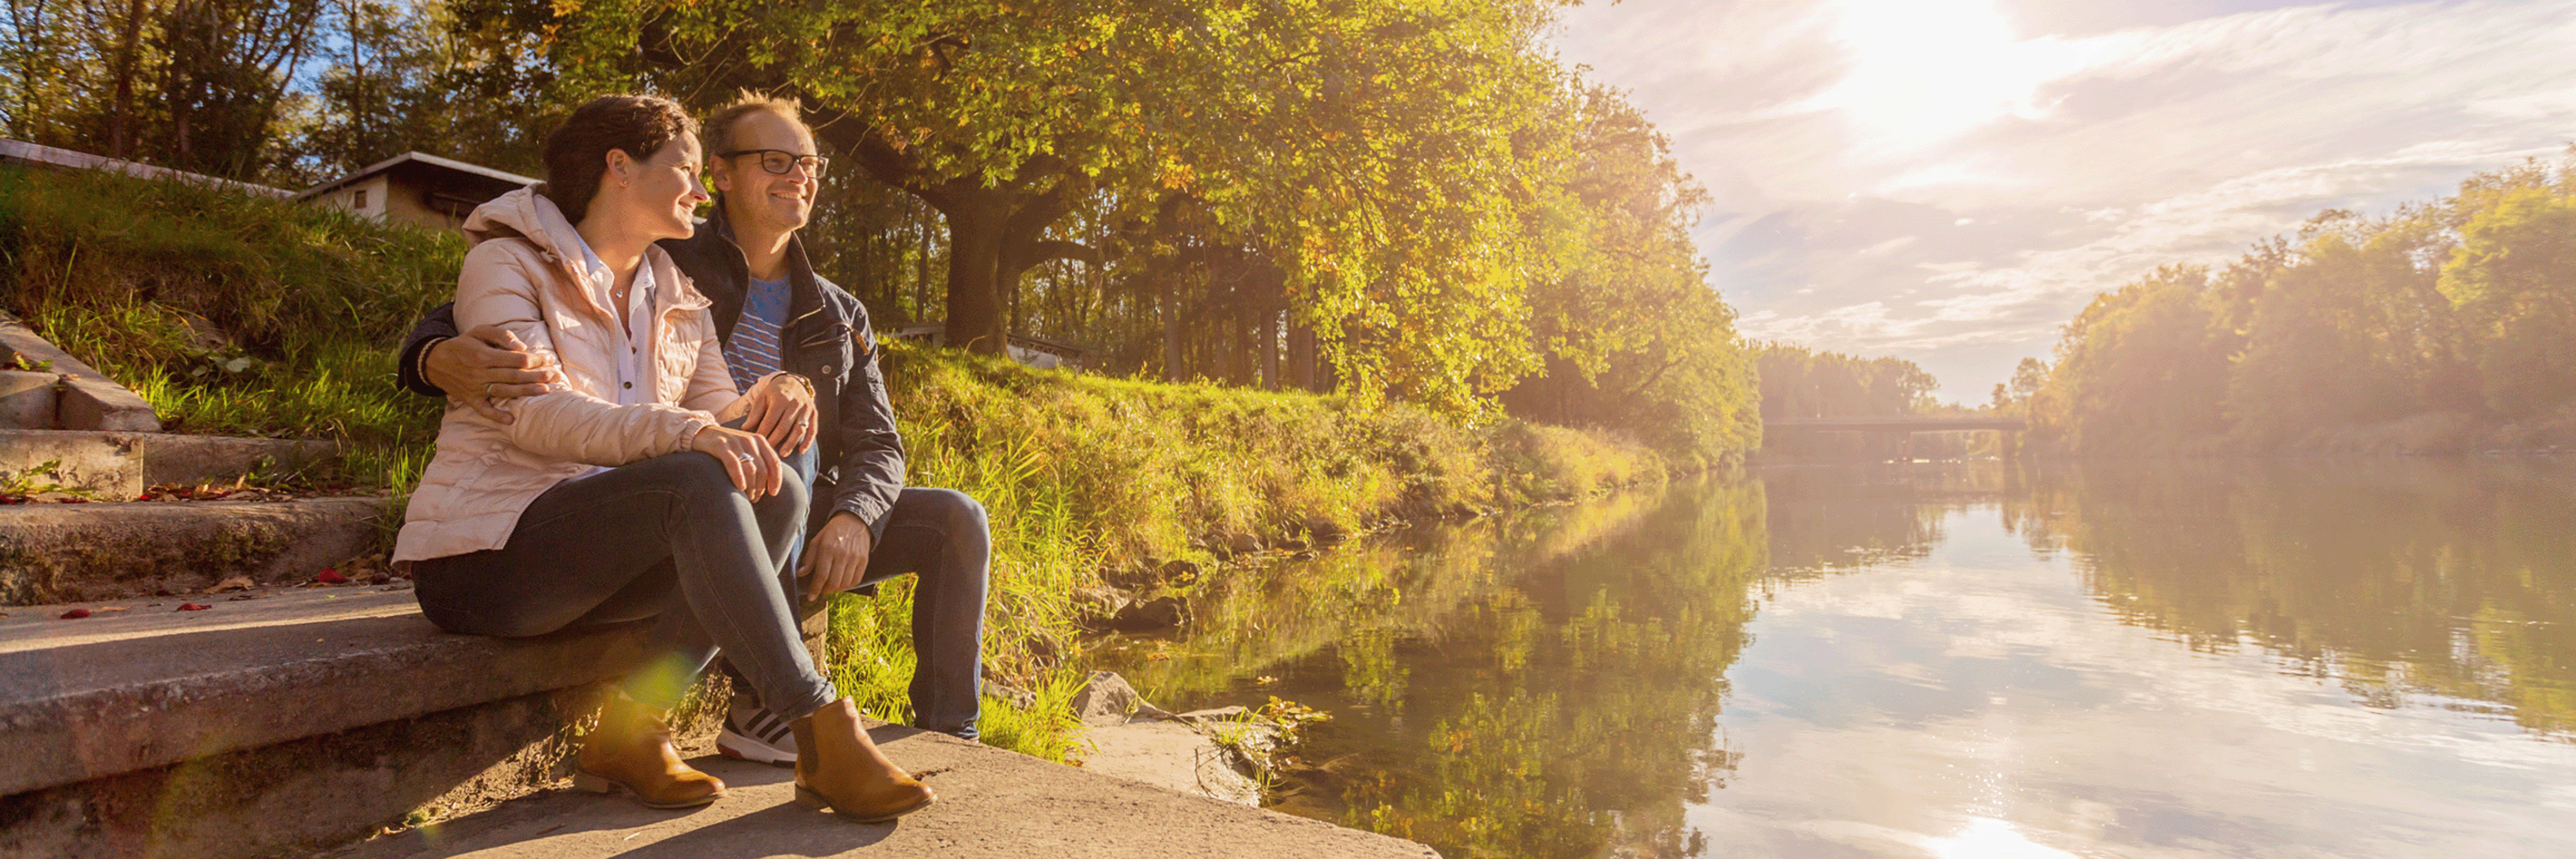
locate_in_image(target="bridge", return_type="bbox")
[1764,417,2027,433]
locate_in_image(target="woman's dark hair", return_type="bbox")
[539,94,699,224]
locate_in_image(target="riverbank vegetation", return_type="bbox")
[0,161,1698,759]
[0,0,1761,463]
[2005,154,2576,455]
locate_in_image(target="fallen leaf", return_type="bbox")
[212,576,254,593]
[96,606,130,612]
[317,569,349,584]
[59,609,90,619]
[177,603,210,612]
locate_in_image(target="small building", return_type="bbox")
[295,152,536,231]
[884,325,1089,370]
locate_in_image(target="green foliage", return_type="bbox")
[2026,153,2576,454]
[2006,459,2576,738]
[1099,478,1766,858]
[818,342,1680,759]
[1752,342,1937,420]
[0,164,454,484]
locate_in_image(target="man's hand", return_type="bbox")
[743,373,818,455]
[425,325,559,424]
[799,512,873,603]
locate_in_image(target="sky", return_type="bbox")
[1553,0,2576,402]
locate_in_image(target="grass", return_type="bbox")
[1,165,454,491]
[3,163,1686,763]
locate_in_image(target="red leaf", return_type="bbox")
[316,569,349,584]
[177,603,211,612]
[58,609,91,619]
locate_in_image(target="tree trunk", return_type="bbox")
[1162,277,1183,381]
[1261,309,1280,391]
[1288,320,1316,391]
[940,189,1010,355]
[107,0,149,159]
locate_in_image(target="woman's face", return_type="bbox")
[623,131,710,241]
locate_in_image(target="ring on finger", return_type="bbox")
[481,381,496,398]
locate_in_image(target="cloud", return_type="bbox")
[1557,0,2576,398]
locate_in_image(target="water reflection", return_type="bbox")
[2007,459,2576,739]
[1094,459,2576,858]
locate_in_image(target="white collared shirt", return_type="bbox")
[565,231,657,480]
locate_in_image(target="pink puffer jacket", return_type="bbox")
[394,188,739,562]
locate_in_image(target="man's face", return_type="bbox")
[709,111,817,235]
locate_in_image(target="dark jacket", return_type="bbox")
[398,200,907,544]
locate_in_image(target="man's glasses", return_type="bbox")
[720,149,829,179]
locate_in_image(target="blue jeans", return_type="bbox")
[756,445,993,740]
[411,451,837,721]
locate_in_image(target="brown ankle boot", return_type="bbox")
[573,692,726,809]
[790,698,935,823]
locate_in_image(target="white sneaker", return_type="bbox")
[715,700,799,766]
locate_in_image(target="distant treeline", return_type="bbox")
[2005,154,2576,454]
[0,0,1760,460]
[1754,343,1938,420]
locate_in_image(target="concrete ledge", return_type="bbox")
[333,731,1441,859]
[0,429,343,498]
[0,370,53,430]
[0,429,139,496]
[0,496,386,605]
[0,588,650,799]
[0,311,157,432]
[0,685,588,859]
[138,432,342,487]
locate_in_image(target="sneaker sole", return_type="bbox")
[716,727,799,767]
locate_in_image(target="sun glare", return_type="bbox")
[1816,0,2088,150]
[1923,817,2081,859]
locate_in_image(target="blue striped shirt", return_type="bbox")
[725,276,789,393]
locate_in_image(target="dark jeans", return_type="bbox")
[849,486,992,740]
[746,442,993,740]
[411,451,836,720]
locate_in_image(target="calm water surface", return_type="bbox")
[1096,460,2576,858]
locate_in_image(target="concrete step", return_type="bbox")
[0,496,388,606]
[0,428,342,499]
[0,587,655,859]
[0,588,1440,859]
[0,310,157,432]
[328,734,1437,859]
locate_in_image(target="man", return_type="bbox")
[398,94,993,751]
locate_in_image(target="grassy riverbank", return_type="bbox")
[1,164,1696,759]
[843,344,1677,757]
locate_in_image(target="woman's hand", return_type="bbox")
[690,424,785,501]
[743,373,818,455]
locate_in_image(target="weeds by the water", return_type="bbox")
[3,163,1685,763]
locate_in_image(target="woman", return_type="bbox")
[392,94,933,823]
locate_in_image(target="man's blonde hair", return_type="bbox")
[704,90,811,156]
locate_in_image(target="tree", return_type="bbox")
[2439,183,2576,417]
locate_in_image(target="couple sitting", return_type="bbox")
[389,93,990,824]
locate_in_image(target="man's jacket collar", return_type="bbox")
[685,197,828,339]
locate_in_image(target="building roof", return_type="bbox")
[0,137,290,198]
[295,151,538,201]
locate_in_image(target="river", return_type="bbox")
[1091,458,2576,858]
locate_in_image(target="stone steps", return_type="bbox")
[0,496,389,606]
[0,587,656,859]
[1,428,343,499]
[0,311,157,432]
[0,588,1440,859]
